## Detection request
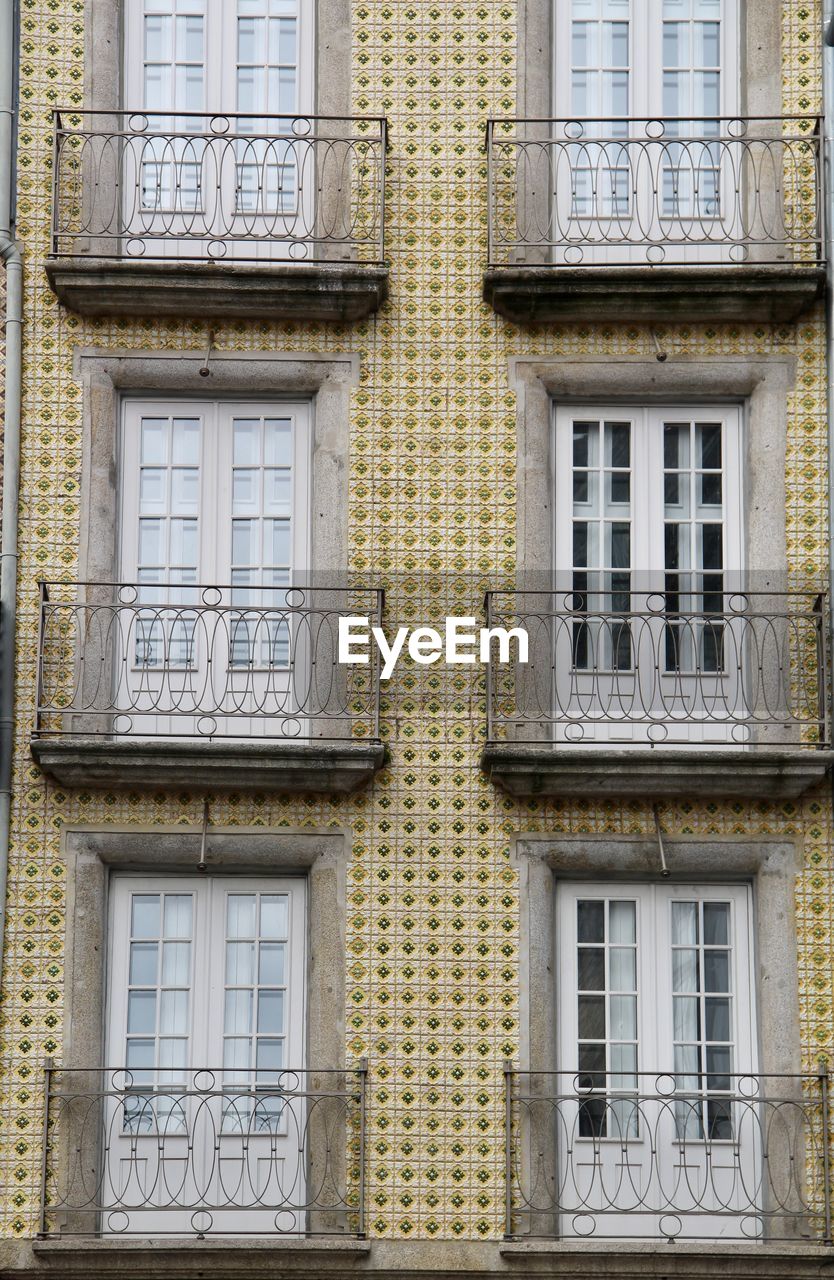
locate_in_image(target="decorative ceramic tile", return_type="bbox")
[0,0,831,1242]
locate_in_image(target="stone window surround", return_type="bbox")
[510,354,796,588]
[513,833,803,1080]
[85,0,351,120]
[516,0,782,122]
[75,348,357,586]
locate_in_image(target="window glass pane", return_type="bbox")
[672,901,698,944]
[705,997,730,1041]
[608,900,635,944]
[159,989,189,1035]
[609,946,636,990]
[261,895,289,938]
[578,994,606,1039]
[132,894,161,939]
[673,948,699,992]
[128,990,157,1034]
[227,940,256,985]
[265,419,293,465]
[172,418,201,465]
[225,989,254,1035]
[578,947,605,990]
[704,950,730,992]
[227,894,257,938]
[673,995,700,1041]
[162,940,191,985]
[259,942,286,984]
[257,990,285,1034]
[163,894,193,939]
[130,942,158,985]
[234,420,260,466]
[578,900,605,943]
[609,994,637,1040]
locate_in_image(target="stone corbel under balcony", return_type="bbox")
[480,744,834,800]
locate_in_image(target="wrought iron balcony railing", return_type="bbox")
[34,582,383,743]
[484,589,829,748]
[39,1063,367,1237]
[504,1068,833,1243]
[486,117,823,268]
[51,110,387,263]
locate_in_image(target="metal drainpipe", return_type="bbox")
[0,0,23,992]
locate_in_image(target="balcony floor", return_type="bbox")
[480,744,834,799]
[483,264,825,325]
[31,736,386,794]
[46,257,389,322]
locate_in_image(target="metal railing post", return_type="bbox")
[504,1059,513,1239]
[358,1056,368,1239]
[822,1065,832,1245]
[38,1057,54,1238]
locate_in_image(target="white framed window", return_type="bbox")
[120,398,311,594]
[126,0,313,121]
[104,874,306,1232]
[124,1,315,253]
[117,399,310,737]
[551,404,744,744]
[556,880,757,1237]
[555,0,737,124]
[554,403,743,609]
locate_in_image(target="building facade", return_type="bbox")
[1,0,833,1277]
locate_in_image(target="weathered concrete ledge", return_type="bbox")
[483,264,825,324]
[30,737,386,794]
[1,1237,829,1280]
[480,745,834,800]
[45,258,389,322]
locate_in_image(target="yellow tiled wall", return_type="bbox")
[0,0,831,1241]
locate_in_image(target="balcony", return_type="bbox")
[38,1063,367,1238]
[31,582,385,793]
[503,1068,832,1245]
[46,111,389,322]
[480,589,833,799]
[483,117,825,324]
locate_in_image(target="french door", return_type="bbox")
[552,0,739,263]
[104,875,306,1234]
[122,0,315,259]
[552,403,743,743]
[557,882,758,1239]
[118,399,310,739]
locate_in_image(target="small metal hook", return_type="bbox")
[199,331,216,378]
[198,800,209,871]
[652,803,671,877]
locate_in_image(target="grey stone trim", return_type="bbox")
[480,746,833,800]
[510,353,797,586]
[31,738,385,794]
[46,260,389,324]
[60,824,351,1080]
[516,0,783,119]
[85,0,352,119]
[483,265,825,327]
[74,348,357,588]
[511,833,803,1081]
[3,1236,831,1279]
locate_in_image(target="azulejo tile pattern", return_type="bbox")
[0,0,831,1242]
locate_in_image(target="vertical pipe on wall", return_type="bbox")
[0,0,23,994]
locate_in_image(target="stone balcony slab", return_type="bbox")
[483,264,825,325]
[45,258,389,323]
[480,744,834,800]
[31,737,385,794]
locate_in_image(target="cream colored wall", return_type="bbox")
[0,0,830,1242]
